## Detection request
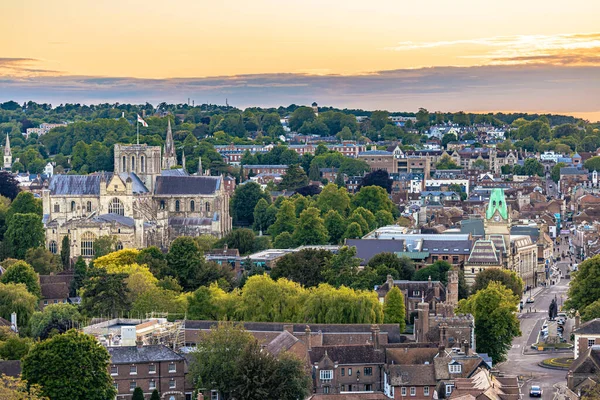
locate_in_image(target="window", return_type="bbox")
[122,156,127,172]
[49,241,58,254]
[169,363,176,373]
[341,368,345,376]
[130,381,136,391]
[131,155,136,171]
[175,200,180,212]
[81,232,95,257]
[149,364,156,374]
[190,200,195,212]
[364,367,372,376]
[452,256,459,264]
[320,370,333,381]
[341,385,345,391]
[205,202,210,212]
[54,203,60,213]
[169,379,176,389]
[449,363,462,374]
[589,338,596,347]
[365,384,372,391]
[43,300,48,305]
[109,198,124,216]
[141,156,145,173]
[424,386,430,396]
[116,242,123,251]
[211,391,219,400]
[53,300,58,304]
[348,385,353,392]
[71,201,76,212]
[130,365,137,375]
[149,380,156,390]
[160,200,165,210]
[323,386,330,394]
[110,366,118,375]
[86,201,92,212]
[446,384,454,396]
[413,290,420,297]
[410,387,416,396]
[401,387,407,396]
[348,368,352,376]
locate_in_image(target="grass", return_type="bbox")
[532,342,573,350]
[541,357,574,369]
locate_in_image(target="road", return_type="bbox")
[497,236,573,400]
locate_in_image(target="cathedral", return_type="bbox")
[42,121,232,259]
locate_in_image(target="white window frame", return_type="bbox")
[320,369,333,381]
[211,391,219,400]
[589,338,595,347]
[149,364,156,374]
[424,386,430,396]
[449,363,462,374]
[410,387,416,396]
[169,378,176,389]
[130,365,137,375]
[130,381,136,392]
[149,380,156,390]
[110,366,118,375]
[446,384,454,396]
[168,362,176,373]
[401,387,407,396]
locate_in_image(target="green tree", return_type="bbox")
[383,286,406,332]
[456,282,520,363]
[22,330,117,400]
[132,387,144,400]
[252,198,271,233]
[5,213,44,259]
[368,253,415,280]
[0,283,37,332]
[230,182,270,226]
[92,235,117,259]
[322,246,362,288]
[324,210,346,244]
[25,247,61,275]
[375,210,394,228]
[166,237,203,289]
[415,108,430,129]
[308,162,320,181]
[288,107,316,131]
[520,158,544,176]
[566,255,600,312]
[343,221,363,240]
[273,232,295,249]
[267,200,297,237]
[6,192,42,221]
[189,322,254,400]
[351,185,395,215]
[293,207,328,245]
[69,257,87,297]
[370,110,390,131]
[220,229,257,255]
[470,268,524,299]
[80,270,131,318]
[150,390,160,400]
[436,155,460,170]
[584,156,600,172]
[0,261,41,297]
[413,261,451,284]
[317,183,350,216]
[136,246,167,278]
[441,133,457,148]
[472,159,488,171]
[279,164,309,191]
[60,236,70,270]
[352,207,377,231]
[29,304,83,340]
[271,249,333,287]
[0,332,33,360]
[551,162,567,183]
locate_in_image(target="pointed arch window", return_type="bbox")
[71,201,76,212]
[205,202,210,213]
[141,156,145,172]
[175,200,180,212]
[131,155,136,171]
[81,232,96,257]
[86,201,92,213]
[122,156,127,172]
[190,200,195,212]
[116,241,124,251]
[108,198,125,216]
[49,241,58,254]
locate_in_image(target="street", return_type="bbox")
[497,235,573,400]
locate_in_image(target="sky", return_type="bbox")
[2,0,600,120]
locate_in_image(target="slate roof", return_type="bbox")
[460,219,485,237]
[161,168,189,177]
[345,239,405,265]
[510,226,540,242]
[0,360,21,377]
[169,217,213,226]
[467,240,499,265]
[108,344,185,364]
[41,282,69,299]
[94,213,136,227]
[309,345,385,365]
[49,173,110,195]
[118,172,148,193]
[573,318,600,335]
[155,176,220,195]
[266,330,299,356]
[421,239,472,254]
[561,167,587,175]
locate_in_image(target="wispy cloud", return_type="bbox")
[389,33,600,66]
[0,57,62,77]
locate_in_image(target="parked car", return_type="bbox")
[529,385,542,397]
[526,297,535,304]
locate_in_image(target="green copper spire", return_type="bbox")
[486,188,508,220]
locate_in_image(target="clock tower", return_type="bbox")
[484,188,511,254]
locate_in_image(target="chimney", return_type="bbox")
[10,312,17,333]
[439,323,447,346]
[416,302,430,343]
[283,324,293,334]
[437,345,446,358]
[462,340,469,354]
[428,276,432,288]
[305,325,312,350]
[371,325,380,350]
[575,310,581,330]
[386,275,394,290]
[136,338,143,349]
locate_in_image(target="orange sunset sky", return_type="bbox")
[2,0,600,119]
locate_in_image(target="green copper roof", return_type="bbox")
[485,188,508,220]
[394,251,430,259]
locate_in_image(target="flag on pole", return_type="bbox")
[137,114,148,127]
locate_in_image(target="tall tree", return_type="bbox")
[324,210,346,244]
[0,172,19,200]
[131,387,144,400]
[60,236,70,270]
[271,249,333,287]
[383,286,406,332]
[317,183,350,216]
[80,270,131,318]
[150,390,160,400]
[456,282,520,363]
[566,255,600,313]
[279,164,309,191]
[25,247,61,275]
[267,200,297,238]
[358,170,392,193]
[293,207,328,245]
[0,261,41,297]
[6,192,42,220]
[351,185,395,215]
[22,330,117,400]
[5,213,44,259]
[29,303,83,340]
[166,237,203,290]
[230,182,270,227]
[470,268,524,299]
[252,198,272,233]
[0,282,38,331]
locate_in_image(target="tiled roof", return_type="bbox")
[155,176,220,195]
[421,239,472,254]
[309,345,385,365]
[467,240,499,264]
[41,282,69,299]
[0,360,21,377]
[49,173,111,195]
[345,239,405,265]
[265,330,299,356]
[573,318,600,335]
[169,217,213,226]
[108,345,185,364]
[388,364,437,386]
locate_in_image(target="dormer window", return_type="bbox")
[448,362,462,374]
[320,370,333,382]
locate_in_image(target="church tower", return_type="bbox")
[162,119,177,170]
[484,188,511,254]
[3,134,12,170]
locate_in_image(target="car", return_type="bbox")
[529,385,542,397]
[526,297,535,303]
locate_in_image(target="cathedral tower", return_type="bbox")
[3,134,12,170]
[162,119,177,170]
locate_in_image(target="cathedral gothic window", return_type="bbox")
[109,198,125,216]
[131,155,136,171]
[49,241,57,254]
[116,241,124,251]
[122,156,127,172]
[81,232,96,257]
[175,200,180,212]
[71,201,76,212]
[205,202,210,212]
[190,200,195,212]
[86,201,92,213]
[160,200,165,210]
[54,204,60,213]
[141,156,145,172]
